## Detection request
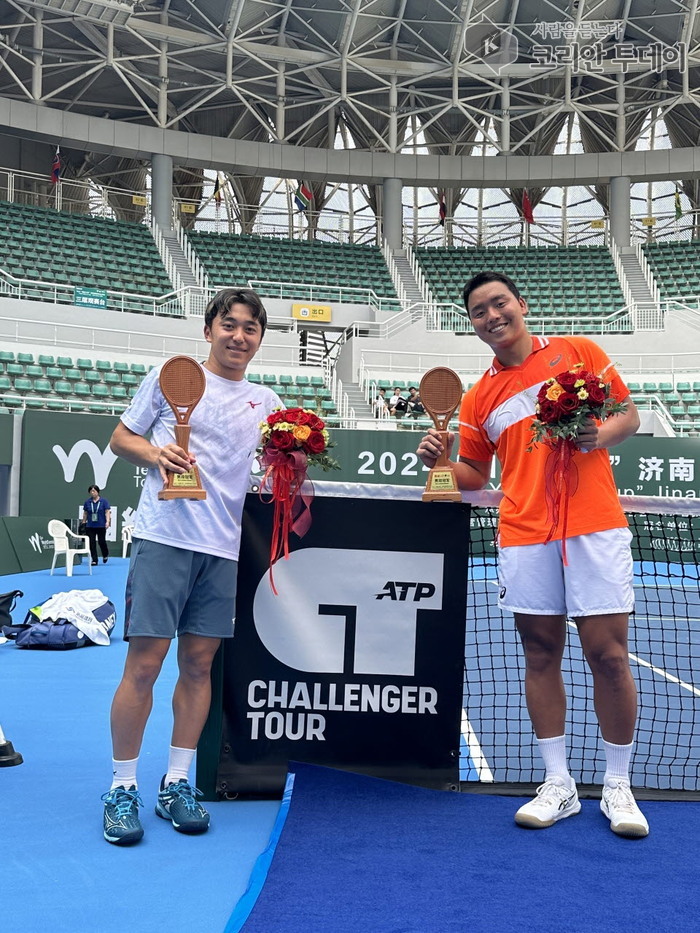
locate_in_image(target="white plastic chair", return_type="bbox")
[48,520,92,577]
[121,524,134,559]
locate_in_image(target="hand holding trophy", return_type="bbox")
[419,366,463,502]
[158,356,207,500]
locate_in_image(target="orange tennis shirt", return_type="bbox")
[458,335,629,547]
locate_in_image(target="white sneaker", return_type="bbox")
[515,776,581,828]
[600,778,649,837]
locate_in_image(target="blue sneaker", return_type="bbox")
[155,776,210,834]
[102,785,144,846]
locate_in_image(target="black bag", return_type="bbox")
[78,521,88,535]
[0,590,23,628]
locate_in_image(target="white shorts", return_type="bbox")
[497,527,634,618]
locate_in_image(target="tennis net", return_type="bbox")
[462,491,700,796]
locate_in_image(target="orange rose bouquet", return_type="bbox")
[528,363,626,561]
[258,407,339,591]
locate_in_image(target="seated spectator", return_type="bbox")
[373,387,388,418]
[389,387,408,418]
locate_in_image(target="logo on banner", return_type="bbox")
[253,548,444,677]
[52,440,118,487]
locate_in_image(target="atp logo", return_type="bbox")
[52,439,118,487]
[253,548,444,677]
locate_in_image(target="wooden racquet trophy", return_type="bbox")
[420,366,463,502]
[158,356,207,500]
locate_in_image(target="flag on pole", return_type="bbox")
[213,173,223,207]
[438,190,446,227]
[51,147,61,185]
[294,182,313,212]
[522,189,534,224]
[675,186,683,221]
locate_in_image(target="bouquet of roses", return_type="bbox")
[529,363,626,450]
[258,408,339,591]
[528,363,626,562]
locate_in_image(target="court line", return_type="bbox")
[628,652,700,697]
[566,620,700,698]
[461,709,495,782]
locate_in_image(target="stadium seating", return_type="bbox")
[415,245,627,331]
[642,242,700,301]
[187,231,400,306]
[0,201,172,297]
[0,356,338,418]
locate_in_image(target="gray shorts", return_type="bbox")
[124,538,238,640]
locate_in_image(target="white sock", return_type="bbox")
[165,745,196,786]
[111,756,139,790]
[536,735,572,784]
[603,739,633,783]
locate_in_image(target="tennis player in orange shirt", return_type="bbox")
[418,271,649,837]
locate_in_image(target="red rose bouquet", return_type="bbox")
[258,407,339,591]
[529,363,626,561]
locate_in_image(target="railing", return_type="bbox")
[403,239,437,307]
[151,221,183,295]
[0,267,187,316]
[380,239,407,307]
[247,279,402,315]
[608,239,637,317]
[176,220,211,290]
[634,241,660,306]
[0,312,299,364]
[0,166,150,224]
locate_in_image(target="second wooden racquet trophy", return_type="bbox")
[158,355,207,500]
[420,366,463,502]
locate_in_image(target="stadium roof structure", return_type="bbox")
[1,0,700,218]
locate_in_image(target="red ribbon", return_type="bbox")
[543,438,579,566]
[259,448,314,594]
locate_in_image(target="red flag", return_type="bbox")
[522,189,534,224]
[438,191,446,226]
[51,147,61,184]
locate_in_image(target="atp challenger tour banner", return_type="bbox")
[210,493,471,795]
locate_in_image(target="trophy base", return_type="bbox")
[158,488,207,500]
[158,467,207,501]
[422,467,462,502]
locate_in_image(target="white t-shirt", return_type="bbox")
[121,365,282,560]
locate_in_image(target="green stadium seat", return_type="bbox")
[38,355,55,367]
[278,375,294,387]
[57,356,73,368]
[46,400,68,411]
[73,383,91,398]
[247,373,261,384]
[25,365,43,378]
[63,368,82,382]
[84,371,101,384]
[103,373,121,386]
[263,374,277,385]
[2,395,23,408]
[122,373,139,387]
[295,375,310,386]
[0,376,11,392]
[113,362,130,375]
[76,358,93,370]
[0,351,15,366]
[54,381,73,396]
[130,363,147,375]
[92,385,110,400]
[14,378,32,394]
[25,398,45,409]
[96,360,112,372]
[17,353,34,365]
[6,363,23,377]
[33,379,52,395]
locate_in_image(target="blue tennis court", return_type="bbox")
[459,554,700,791]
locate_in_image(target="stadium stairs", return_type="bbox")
[617,246,657,309]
